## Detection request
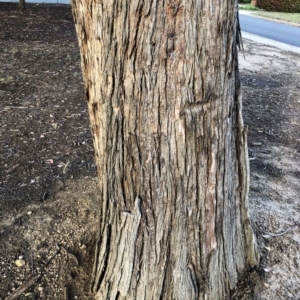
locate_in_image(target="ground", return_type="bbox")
[0,3,299,300]
[240,41,300,299]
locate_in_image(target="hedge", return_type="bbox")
[257,0,300,12]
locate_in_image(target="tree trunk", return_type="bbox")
[19,0,26,11]
[71,1,259,299]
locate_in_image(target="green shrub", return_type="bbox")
[239,0,251,3]
[257,0,300,12]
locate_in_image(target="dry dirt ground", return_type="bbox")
[0,3,299,300]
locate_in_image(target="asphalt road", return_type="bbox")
[239,14,300,47]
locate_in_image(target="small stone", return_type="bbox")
[79,243,86,250]
[25,292,33,297]
[38,286,43,292]
[18,255,23,260]
[15,259,26,267]
[27,211,32,215]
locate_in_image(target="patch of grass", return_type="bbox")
[253,11,300,24]
[239,4,261,10]
[0,76,14,84]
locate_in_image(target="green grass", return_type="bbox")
[253,11,300,24]
[239,4,261,11]
[239,4,300,24]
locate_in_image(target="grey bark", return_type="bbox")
[71,1,259,299]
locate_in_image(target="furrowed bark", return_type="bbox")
[71,1,259,299]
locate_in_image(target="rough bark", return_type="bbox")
[71,1,259,299]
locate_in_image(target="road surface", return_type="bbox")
[239,14,300,48]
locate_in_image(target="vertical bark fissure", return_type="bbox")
[91,224,111,292]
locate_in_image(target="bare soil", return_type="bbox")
[0,3,299,300]
[0,4,97,300]
[240,41,300,299]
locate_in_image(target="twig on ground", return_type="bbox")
[5,274,42,300]
[260,224,299,239]
[5,244,61,300]
[4,106,28,109]
[64,286,69,300]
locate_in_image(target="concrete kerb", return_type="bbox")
[241,31,300,55]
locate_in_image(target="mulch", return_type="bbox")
[0,3,96,220]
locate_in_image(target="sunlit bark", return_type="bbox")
[72,1,259,299]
